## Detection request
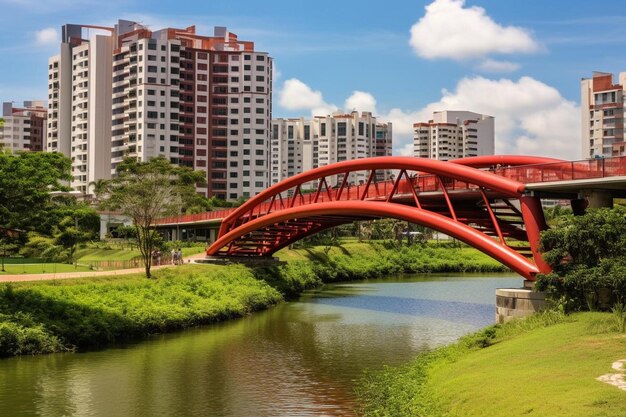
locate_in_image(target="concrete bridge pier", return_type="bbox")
[580,189,614,209]
[496,287,547,324]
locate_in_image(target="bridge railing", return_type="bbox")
[153,208,233,226]
[492,156,626,183]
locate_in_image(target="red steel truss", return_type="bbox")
[206,155,570,280]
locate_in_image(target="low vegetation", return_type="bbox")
[357,311,626,417]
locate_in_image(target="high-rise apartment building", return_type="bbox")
[48,20,272,199]
[48,24,113,193]
[413,111,494,161]
[271,111,392,186]
[1,101,47,152]
[581,72,626,158]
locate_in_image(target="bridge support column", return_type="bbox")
[520,195,551,276]
[496,288,546,323]
[580,190,613,209]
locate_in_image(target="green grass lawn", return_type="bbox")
[358,312,626,417]
[0,263,93,275]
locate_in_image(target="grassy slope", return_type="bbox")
[430,314,626,417]
[358,312,626,417]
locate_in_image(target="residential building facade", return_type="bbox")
[413,111,494,161]
[581,72,626,158]
[1,101,47,152]
[48,23,113,193]
[271,111,392,187]
[48,20,272,199]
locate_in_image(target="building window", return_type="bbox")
[337,122,347,136]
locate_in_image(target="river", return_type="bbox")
[0,274,521,416]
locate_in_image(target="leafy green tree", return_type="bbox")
[537,206,626,311]
[52,215,95,263]
[0,151,72,233]
[540,206,626,275]
[97,157,206,278]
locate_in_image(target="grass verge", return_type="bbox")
[0,263,93,275]
[356,311,626,417]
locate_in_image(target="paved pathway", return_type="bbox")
[0,252,208,283]
[597,359,626,391]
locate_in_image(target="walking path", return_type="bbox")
[597,359,626,391]
[0,252,208,283]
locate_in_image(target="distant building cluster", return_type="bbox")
[581,71,626,158]
[271,111,392,187]
[1,101,47,152]
[413,111,494,161]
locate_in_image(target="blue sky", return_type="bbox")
[2,0,626,159]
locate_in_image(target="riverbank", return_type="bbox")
[357,311,626,417]
[0,242,507,357]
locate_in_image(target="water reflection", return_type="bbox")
[0,274,521,416]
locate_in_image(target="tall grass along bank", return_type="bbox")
[0,242,507,357]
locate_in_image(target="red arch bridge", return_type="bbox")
[154,155,626,281]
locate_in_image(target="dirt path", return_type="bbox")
[0,252,208,283]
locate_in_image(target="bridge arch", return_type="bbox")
[210,201,540,279]
[208,156,561,280]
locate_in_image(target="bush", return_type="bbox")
[536,258,626,312]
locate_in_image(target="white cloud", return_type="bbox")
[278,78,337,117]
[381,76,580,159]
[477,59,520,73]
[344,91,377,113]
[35,27,58,45]
[409,0,539,60]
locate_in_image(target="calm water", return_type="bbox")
[0,274,521,417]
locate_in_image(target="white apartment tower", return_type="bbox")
[48,20,272,200]
[1,101,47,152]
[271,111,392,186]
[110,22,272,200]
[48,24,113,193]
[413,111,494,161]
[581,72,626,158]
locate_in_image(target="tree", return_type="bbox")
[539,206,626,275]
[536,206,626,311]
[52,215,95,263]
[0,151,72,233]
[97,157,206,278]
